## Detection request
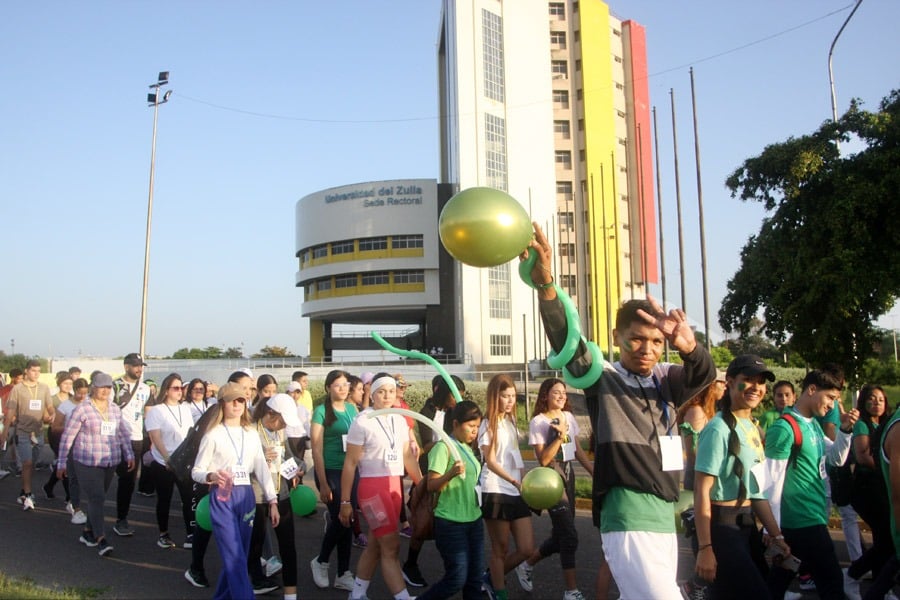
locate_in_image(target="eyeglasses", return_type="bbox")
[226,398,247,404]
[192,387,205,393]
[169,385,185,391]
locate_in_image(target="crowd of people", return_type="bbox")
[0,223,898,599]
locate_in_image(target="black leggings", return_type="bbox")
[315,468,359,575]
[537,464,578,570]
[248,496,297,586]
[149,461,193,535]
[190,482,212,573]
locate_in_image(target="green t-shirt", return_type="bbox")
[760,409,782,431]
[429,439,482,523]
[312,403,358,470]
[765,410,828,528]
[879,411,900,559]
[853,419,877,474]
[695,414,766,502]
[600,487,675,534]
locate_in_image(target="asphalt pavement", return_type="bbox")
[0,468,868,599]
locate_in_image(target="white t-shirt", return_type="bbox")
[346,409,407,478]
[57,399,79,424]
[528,412,580,463]
[191,424,277,503]
[145,403,193,465]
[187,399,214,425]
[285,403,311,439]
[479,418,523,496]
[114,379,151,442]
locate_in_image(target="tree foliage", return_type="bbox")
[719,90,900,378]
[253,345,291,358]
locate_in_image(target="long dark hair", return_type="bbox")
[253,374,277,406]
[720,384,748,505]
[857,384,891,428]
[533,378,571,416]
[152,372,183,407]
[323,370,350,428]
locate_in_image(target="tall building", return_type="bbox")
[438,0,656,359]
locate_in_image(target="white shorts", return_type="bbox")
[601,530,681,600]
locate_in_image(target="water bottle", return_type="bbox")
[216,470,233,502]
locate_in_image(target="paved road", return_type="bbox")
[0,469,869,599]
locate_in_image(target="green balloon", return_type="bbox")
[290,484,317,516]
[439,187,532,268]
[521,466,565,510]
[196,494,212,532]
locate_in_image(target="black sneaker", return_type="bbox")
[97,538,114,557]
[680,576,710,600]
[185,568,210,588]
[252,578,279,595]
[79,530,98,547]
[402,563,427,588]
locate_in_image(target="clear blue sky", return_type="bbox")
[2,1,897,359]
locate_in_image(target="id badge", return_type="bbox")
[819,456,827,479]
[280,457,299,480]
[659,435,684,471]
[232,464,251,485]
[384,449,401,464]
[100,421,116,437]
[342,434,348,452]
[433,410,445,433]
[475,483,483,507]
[29,399,42,411]
[562,440,576,462]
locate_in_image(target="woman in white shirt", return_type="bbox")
[192,382,280,600]
[339,374,423,600]
[145,373,195,550]
[480,374,536,598]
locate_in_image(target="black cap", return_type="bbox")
[726,354,775,381]
[123,353,147,366]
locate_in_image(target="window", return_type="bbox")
[555,151,572,169]
[578,118,584,131]
[485,114,508,191]
[393,270,424,284]
[553,120,571,139]
[552,90,569,109]
[575,59,582,72]
[574,30,580,43]
[488,263,510,319]
[556,181,573,201]
[550,31,566,49]
[576,89,583,101]
[578,149,586,162]
[331,240,354,255]
[560,274,576,291]
[558,211,575,228]
[549,3,565,18]
[490,334,512,357]
[361,272,389,286]
[391,234,423,249]
[559,243,575,263]
[312,245,328,259]
[482,10,505,102]
[316,279,331,292]
[359,237,388,251]
[335,275,356,288]
[551,60,568,79]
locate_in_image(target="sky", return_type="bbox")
[2,1,898,360]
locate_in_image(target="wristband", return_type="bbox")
[774,535,785,540]
[698,543,712,551]
[340,500,352,506]
[537,276,555,289]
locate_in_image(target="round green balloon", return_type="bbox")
[196,494,212,532]
[290,484,317,516]
[439,187,532,267]
[521,466,565,510]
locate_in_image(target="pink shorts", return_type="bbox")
[357,475,402,538]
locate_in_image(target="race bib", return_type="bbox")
[342,434,348,452]
[100,421,116,437]
[561,440,576,462]
[29,399,42,411]
[475,483,483,507]
[384,449,401,464]
[232,464,251,486]
[280,457,299,480]
[819,456,827,480]
[659,435,684,472]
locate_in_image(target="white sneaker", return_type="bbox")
[23,496,35,511]
[0,469,10,480]
[65,502,75,516]
[783,592,804,600]
[334,570,354,591]
[71,510,87,525]
[310,557,330,588]
[842,568,862,600]
[563,590,585,600]
[516,561,533,592]
[265,556,283,577]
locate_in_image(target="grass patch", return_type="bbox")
[0,574,104,600]
[575,476,592,499]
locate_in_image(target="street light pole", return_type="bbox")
[828,0,863,143]
[139,71,172,358]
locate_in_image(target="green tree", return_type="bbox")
[253,345,291,358]
[719,90,900,379]
[224,347,243,359]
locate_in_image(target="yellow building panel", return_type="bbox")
[309,319,325,358]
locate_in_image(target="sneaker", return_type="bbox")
[399,525,412,538]
[885,591,900,600]
[798,574,815,591]
[843,568,861,600]
[335,570,355,591]
[97,538,113,557]
[23,496,35,511]
[563,591,585,600]
[516,561,533,592]
[0,469,10,480]
[185,568,210,588]
[114,519,134,536]
[680,577,710,600]
[71,510,87,525]
[310,557,330,588]
[65,501,75,516]
[783,593,804,600]
[265,556,283,577]
[353,533,368,548]
[42,482,55,499]
[482,570,497,600]
[79,531,98,547]
[402,563,427,588]
[157,533,176,548]
[183,533,194,549]
[252,578,279,595]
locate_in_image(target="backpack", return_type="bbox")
[781,412,853,505]
[778,413,803,468]
[166,404,221,485]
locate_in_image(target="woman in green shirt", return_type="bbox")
[418,400,483,600]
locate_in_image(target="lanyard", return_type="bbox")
[737,417,764,462]
[224,426,245,464]
[164,403,183,428]
[190,401,205,418]
[374,416,397,450]
[633,372,673,436]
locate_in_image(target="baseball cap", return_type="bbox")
[124,353,147,366]
[218,382,248,404]
[91,372,114,388]
[726,354,775,382]
[266,394,302,428]
[286,381,303,393]
[239,368,254,379]
[392,374,408,388]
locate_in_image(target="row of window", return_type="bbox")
[549,2,620,37]
[301,235,424,262]
[308,270,425,293]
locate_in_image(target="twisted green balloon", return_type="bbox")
[370,332,463,406]
[518,247,604,389]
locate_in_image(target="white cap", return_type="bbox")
[239,368,254,379]
[286,381,303,393]
[266,394,301,429]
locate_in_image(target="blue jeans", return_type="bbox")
[420,517,484,600]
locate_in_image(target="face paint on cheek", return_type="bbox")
[737,382,747,392]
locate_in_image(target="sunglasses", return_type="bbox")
[226,398,247,404]
[169,385,185,391]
